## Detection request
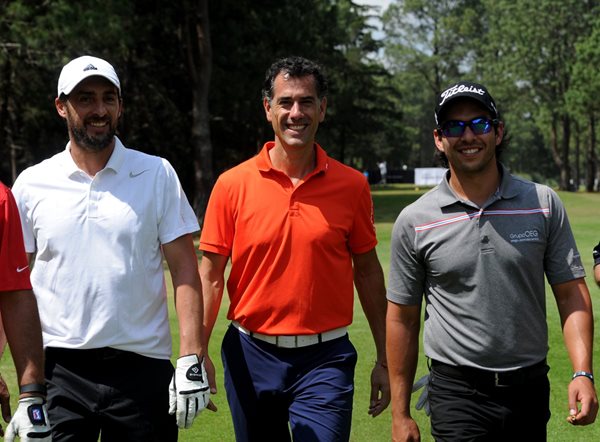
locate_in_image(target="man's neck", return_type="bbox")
[69,139,116,177]
[268,141,316,186]
[448,164,501,207]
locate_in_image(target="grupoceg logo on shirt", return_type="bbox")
[509,229,540,243]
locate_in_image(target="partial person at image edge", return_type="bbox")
[0,181,50,441]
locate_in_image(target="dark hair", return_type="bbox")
[262,56,328,102]
[434,114,510,168]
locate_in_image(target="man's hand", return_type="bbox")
[593,242,600,267]
[169,354,210,429]
[0,375,11,436]
[566,376,598,426]
[368,362,391,417]
[4,397,51,442]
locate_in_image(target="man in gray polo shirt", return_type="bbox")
[386,81,598,441]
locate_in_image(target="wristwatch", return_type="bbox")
[572,371,594,384]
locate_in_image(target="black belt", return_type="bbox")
[46,346,135,361]
[431,359,549,388]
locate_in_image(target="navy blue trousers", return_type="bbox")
[221,325,357,442]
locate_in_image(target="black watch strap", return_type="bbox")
[19,383,47,395]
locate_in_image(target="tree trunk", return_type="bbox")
[549,114,565,188]
[183,0,213,224]
[1,55,11,182]
[574,122,580,191]
[587,113,597,192]
[560,114,571,191]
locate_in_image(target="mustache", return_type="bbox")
[85,117,111,125]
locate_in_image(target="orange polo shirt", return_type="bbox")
[199,142,377,335]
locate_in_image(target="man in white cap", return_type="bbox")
[12,55,211,441]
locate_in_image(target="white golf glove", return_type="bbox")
[169,354,210,429]
[412,374,431,416]
[4,396,51,441]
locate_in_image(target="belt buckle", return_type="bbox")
[276,336,297,348]
[494,371,519,387]
[494,372,506,387]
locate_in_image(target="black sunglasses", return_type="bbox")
[438,117,498,138]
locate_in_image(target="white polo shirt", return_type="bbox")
[12,138,199,359]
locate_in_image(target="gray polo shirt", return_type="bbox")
[387,164,585,370]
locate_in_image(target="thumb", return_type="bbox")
[4,420,15,442]
[205,360,217,395]
[567,385,579,422]
[168,376,177,414]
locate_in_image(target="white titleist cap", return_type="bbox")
[57,55,121,97]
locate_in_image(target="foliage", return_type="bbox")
[382,0,600,190]
[1,0,599,207]
[207,0,402,175]
[0,0,402,212]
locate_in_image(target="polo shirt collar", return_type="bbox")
[61,136,126,177]
[436,162,519,208]
[256,141,329,175]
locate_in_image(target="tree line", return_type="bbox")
[1,0,598,220]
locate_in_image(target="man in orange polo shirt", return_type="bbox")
[199,56,389,441]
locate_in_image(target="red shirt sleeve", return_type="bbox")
[0,183,32,292]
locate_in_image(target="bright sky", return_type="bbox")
[355,0,394,11]
[354,0,394,39]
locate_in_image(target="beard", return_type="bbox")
[70,125,115,152]
[65,108,116,152]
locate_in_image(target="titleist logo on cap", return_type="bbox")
[439,84,486,107]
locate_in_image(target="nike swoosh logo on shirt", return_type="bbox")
[129,169,149,178]
[16,265,29,273]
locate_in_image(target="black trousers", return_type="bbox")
[428,360,551,442]
[45,347,178,442]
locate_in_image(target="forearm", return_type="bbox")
[0,312,7,359]
[173,282,204,357]
[354,253,387,362]
[0,291,45,388]
[386,301,421,417]
[163,234,204,357]
[198,252,227,351]
[554,279,594,372]
[562,306,594,372]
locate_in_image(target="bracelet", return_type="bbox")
[19,383,47,395]
[572,371,594,384]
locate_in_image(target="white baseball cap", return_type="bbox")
[57,55,121,97]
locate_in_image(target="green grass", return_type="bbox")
[1,184,599,441]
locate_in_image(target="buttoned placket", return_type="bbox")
[86,171,105,219]
[478,190,502,253]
